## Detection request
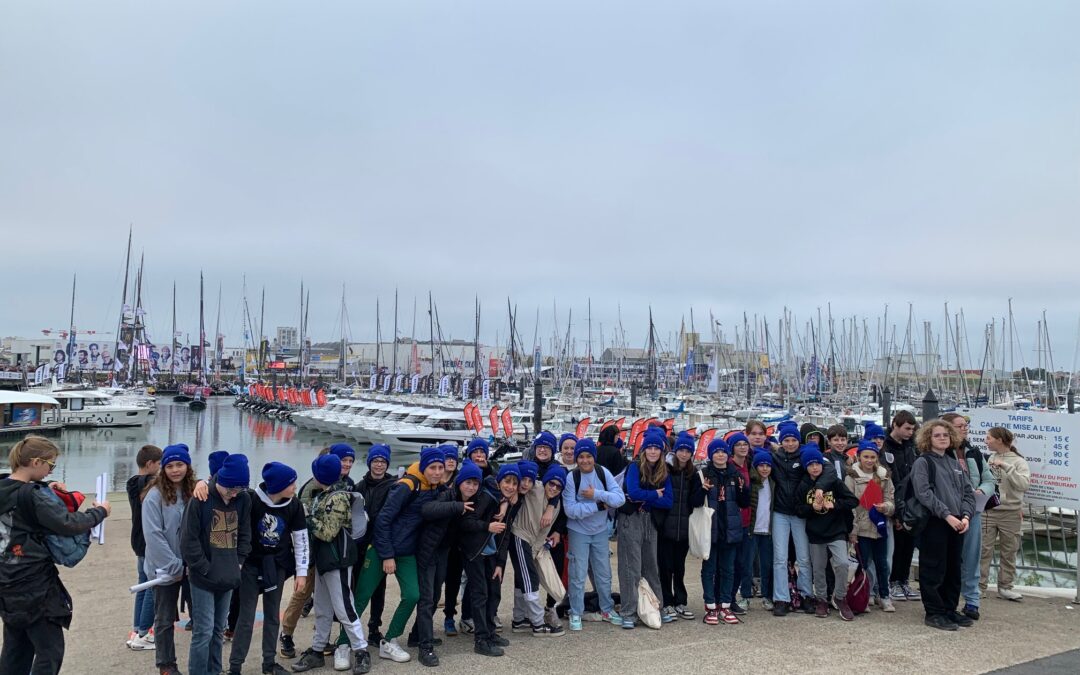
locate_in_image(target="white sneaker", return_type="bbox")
[379,638,411,663]
[998,588,1023,601]
[126,631,154,651]
[333,644,352,671]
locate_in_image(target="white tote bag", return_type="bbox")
[638,578,663,629]
[688,469,714,560]
[535,545,566,603]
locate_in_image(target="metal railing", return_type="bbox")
[983,504,1079,599]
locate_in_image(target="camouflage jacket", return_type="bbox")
[307,479,353,543]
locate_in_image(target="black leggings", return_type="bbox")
[658,536,690,608]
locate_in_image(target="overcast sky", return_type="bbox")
[2,1,1078,367]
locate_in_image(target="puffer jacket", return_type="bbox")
[416,484,461,566]
[844,464,895,539]
[691,463,750,545]
[373,462,442,560]
[770,447,806,516]
[660,468,696,542]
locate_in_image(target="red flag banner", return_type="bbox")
[489,406,500,436]
[695,429,718,462]
[501,408,513,438]
[471,406,485,433]
[628,419,647,454]
[663,418,675,433]
[463,403,476,431]
[574,417,591,439]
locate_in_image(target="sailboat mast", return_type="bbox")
[213,283,222,381]
[198,271,206,385]
[392,288,399,381]
[67,274,76,380]
[258,288,265,377]
[112,227,132,385]
[171,282,177,378]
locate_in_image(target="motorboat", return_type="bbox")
[0,390,63,436]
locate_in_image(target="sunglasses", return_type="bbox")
[38,458,57,469]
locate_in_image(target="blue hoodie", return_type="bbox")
[563,466,625,536]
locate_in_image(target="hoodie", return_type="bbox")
[794,470,858,544]
[912,451,976,522]
[882,433,917,486]
[181,478,252,592]
[141,483,189,580]
[563,465,625,536]
[126,473,155,558]
[249,483,309,578]
[844,464,895,540]
[356,470,396,550]
[372,462,441,560]
[988,451,1030,511]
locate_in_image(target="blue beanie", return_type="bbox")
[208,450,228,476]
[708,438,730,460]
[420,447,445,473]
[518,461,539,481]
[726,432,750,449]
[639,429,667,451]
[440,444,459,462]
[863,423,886,441]
[558,433,578,450]
[162,444,192,468]
[455,460,482,486]
[778,426,801,443]
[466,438,490,459]
[800,445,824,467]
[542,465,568,487]
[262,461,297,495]
[329,443,356,461]
[532,431,558,452]
[673,431,695,452]
[216,454,250,489]
[857,439,880,455]
[497,463,521,483]
[312,454,342,486]
[752,450,773,468]
[574,438,597,461]
[366,444,391,467]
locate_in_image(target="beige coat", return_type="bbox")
[989,451,1030,511]
[844,464,895,540]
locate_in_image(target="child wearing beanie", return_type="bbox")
[769,421,814,616]
[508,460,566,637]
[749,450,776,610]
[795,446,859,621]
[845,440,896,612]
[352,444,395,647]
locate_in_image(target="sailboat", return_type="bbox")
[189,273,208,411]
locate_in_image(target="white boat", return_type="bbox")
[0,391,63,435]
[45,389,153,427]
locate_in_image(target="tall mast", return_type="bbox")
[392,288,399,380]
[428,292,435,384]
[303,289,310,383]
[258,287,266,377]
[112,227,132,385]
[171,282,177,378]
[131,253,145,385]
[213,283,222,381]
[67,274,76,380]
[474,297,481,383]
[297,281,304,383]
[339,284,347,383]
[198,271,206,385]
[375,298,381,388]
[587,298,592,386]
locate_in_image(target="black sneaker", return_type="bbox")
[419,646,439,668]
[490,634,510,647]
[947,610,975,628]
[511,619,531,633]
[263,664,290,675]
[353,650,371,675]
[474,640,504,657]
[301,597,314,618]
[962,604,980,621]
[772,601,790,617]
[368,631,383,646]
[924,615,959,632]
[802,600,817,615]
[290,649,326,672]
[279,634,297,659]
[532,623,565,637]
[729,601,747,616]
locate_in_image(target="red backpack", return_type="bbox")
[846,548,871,614]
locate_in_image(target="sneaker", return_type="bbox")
[353,650,372,674]
[127,631,154,651]
[621,618,636,629]
[322,644,338,656]
[418,646,438,668]
[473,639,504,657]
[890,582,908,601]
[729,601,747,616]
[263,664,290,675]
[490,634,510,647]
[544,608,563,629]
[902,583,921,600]
[601,610,623,627]
[532,623,565,637]
[998,588,1023,601]
[511,619,531,633]
[838,599,854,622]
[772,601,790,617]
[159,668,182,675]
[924,614,959,631]
[762,599,774,611]
[962,604,980,621]
[334,644,352,671]
[443,617,457,636]
[581,611,603,622]
[145,628,155,644]
[675,604,695,620]
[493,616,503,633]
[815,598,829,619]
[719,607,739,624]
[460,619,475,634]
[703,605,720,625]
[947,610,975,628]
[290,648,326,672]
[184,619,194,631]
[301,597,314,618]
[802,598,817,615]
[378,638,411,663]
[224,629,234,641]
[661,611,675,624]
[662,605,676,620]
[881,597,896,613]
[569,614,583,631]
[279,633,297,659]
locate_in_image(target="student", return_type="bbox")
[291,455,371,674]
[409,449,457,666]
[979,427,1031,603]
[863,423,886,449]
[529,431,568,628]
[749,451,775,610]
[692,438,750,625]
[845,440,896,612]
[329,443,358,488]
[557,433,578,470]
[882,410,920,601]
[466,438,499,496]
[616,430,672,629]
[227,462,310,675]
[796,446,858,620]
[912,420,976,631]
[823,425,851,479]
[126,443,162,650]
[659,432,697,620]
[563,438,626,631]
[769,420,813,616]
[508,461,563,637]
[355,444,396,646]
[744,420,771,452]
[350,447,444,664]
[455,462,502,656]
[726,432,753,613]
[0,435,111,675]
[942,413,995,620]
[801,424,827,453]
[442,445,459,484]
[596,425,628,478]
[441,451,469,637]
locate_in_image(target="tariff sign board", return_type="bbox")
[967,408,1080,509]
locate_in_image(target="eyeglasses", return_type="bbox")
[931,433,952,439]
[38,458,57,469]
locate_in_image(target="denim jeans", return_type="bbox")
[858,536,890,599]
[133,556,156,633]
[752,533,773,601]
[700,540,737,605]
[568,529,615,617]
[771,513,812,602]
[188,583,232,675]
[960,511,983,607]
[733,527,755,600]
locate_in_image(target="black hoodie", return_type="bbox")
[794,470,858,544]
[882,433,917,486]
[596,426,628,477]
[181,478,252,592]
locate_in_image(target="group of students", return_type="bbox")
[0,406,1032,675]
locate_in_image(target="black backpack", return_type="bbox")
[897,455,936,536]
[573,467,609,498]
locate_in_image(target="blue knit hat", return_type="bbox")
[542,465,568,487]
[216,454,250,489]
[440,444,459,462]
[532,431,558,452]
[707,438,730,460]
[517,461,539,481]
[800,445,824,467]
[312,454,342,486]
[752,450,773,468]
[366,444,391,467]
[496,463,521,483]
[262,461,297,495]
[329,443,356,461]
[420,447,445,473]
[466,438,490,459]
[726,432,750,450]
[161,444,191,468]
[778,426,801,444]
[857,439,880,455]
[558,433,578,450]
[574,438,597,461]
[455,460,482,486]
[208,450,228,476]
[863,423,886,441]
[639,429,667,451]
[673,431,695,452]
